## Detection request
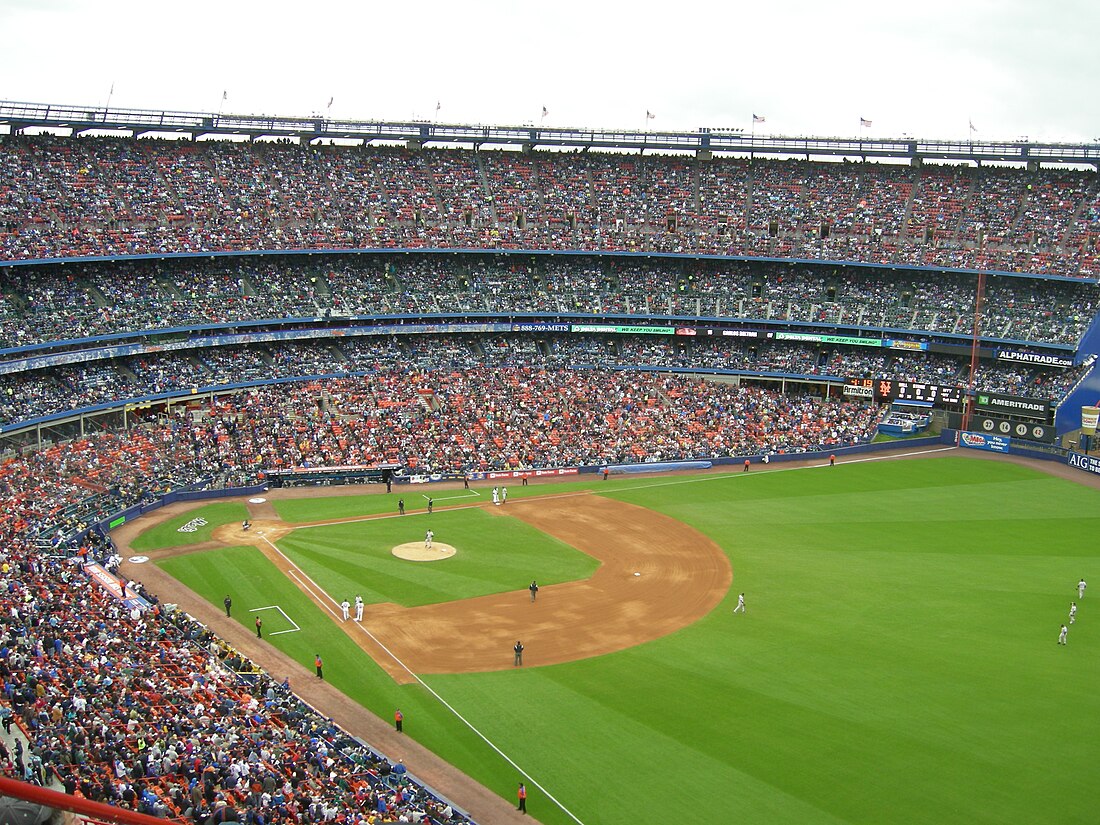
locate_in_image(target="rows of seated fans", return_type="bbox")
[7,370,882,543]
[0,255,1094,349]
[0,335,1081,430]
[0,527,473,823]
[1,136,1099,275]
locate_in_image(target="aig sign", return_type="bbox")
[1067,452,1100,476]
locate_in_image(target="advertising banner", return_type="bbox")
[1067,452,1100,476]
[1082,406,1099,434]
[973,392,1051,421]
[959,432,1011,453]
[996,349,1073,369]
[468,467,579,481]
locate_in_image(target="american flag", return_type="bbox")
[860,118,872,127]
[542,106,548,117]
[646,110,655,120]
[753,114,765,123]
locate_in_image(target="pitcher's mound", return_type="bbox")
[393,542,457,562]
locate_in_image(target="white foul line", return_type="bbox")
[254,532,586,825]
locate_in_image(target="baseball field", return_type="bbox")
[120,451,1100,825]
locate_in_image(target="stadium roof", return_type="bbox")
[2,99,1099,166]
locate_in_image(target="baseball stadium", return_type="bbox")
[1,97,1100,825]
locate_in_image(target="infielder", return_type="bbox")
[340,599,350,621]
[1058,624,1068,645]
[492,487,500,506]
[354,595,364,622]
[425,529,434,549]
[1069,602,1077,624]
[1078,578,1087,599]
[502,486,508,504]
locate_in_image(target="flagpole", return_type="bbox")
[105,82,114,114]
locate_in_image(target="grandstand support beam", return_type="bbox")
[963,266,988,432]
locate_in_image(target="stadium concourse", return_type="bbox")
[0,114,1095,824]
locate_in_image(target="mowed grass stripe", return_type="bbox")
[156,457,1100,825]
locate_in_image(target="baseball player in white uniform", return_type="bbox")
[354,595,364,622]
[425,529,434,549]
[733,593,746,614]
[340,599,350,621]
[1069,602,1078,624]
[1058,624,1068,645]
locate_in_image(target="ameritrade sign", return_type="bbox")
[960,432,1010,453]
[1067,452,1100,476]
[997,349,1073,369]
[974,392,1051,420]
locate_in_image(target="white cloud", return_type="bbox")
[1,0,1097,142]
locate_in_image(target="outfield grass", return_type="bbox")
[156,457,1100,825]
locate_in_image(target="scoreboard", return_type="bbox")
[845,378,964,406]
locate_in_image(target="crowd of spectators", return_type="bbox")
[0,334,1082,430]
[0,488,474,824]
[2,135,1099,276]
[0,255,1095,349]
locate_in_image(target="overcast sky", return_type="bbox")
[1,0,1097,144]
